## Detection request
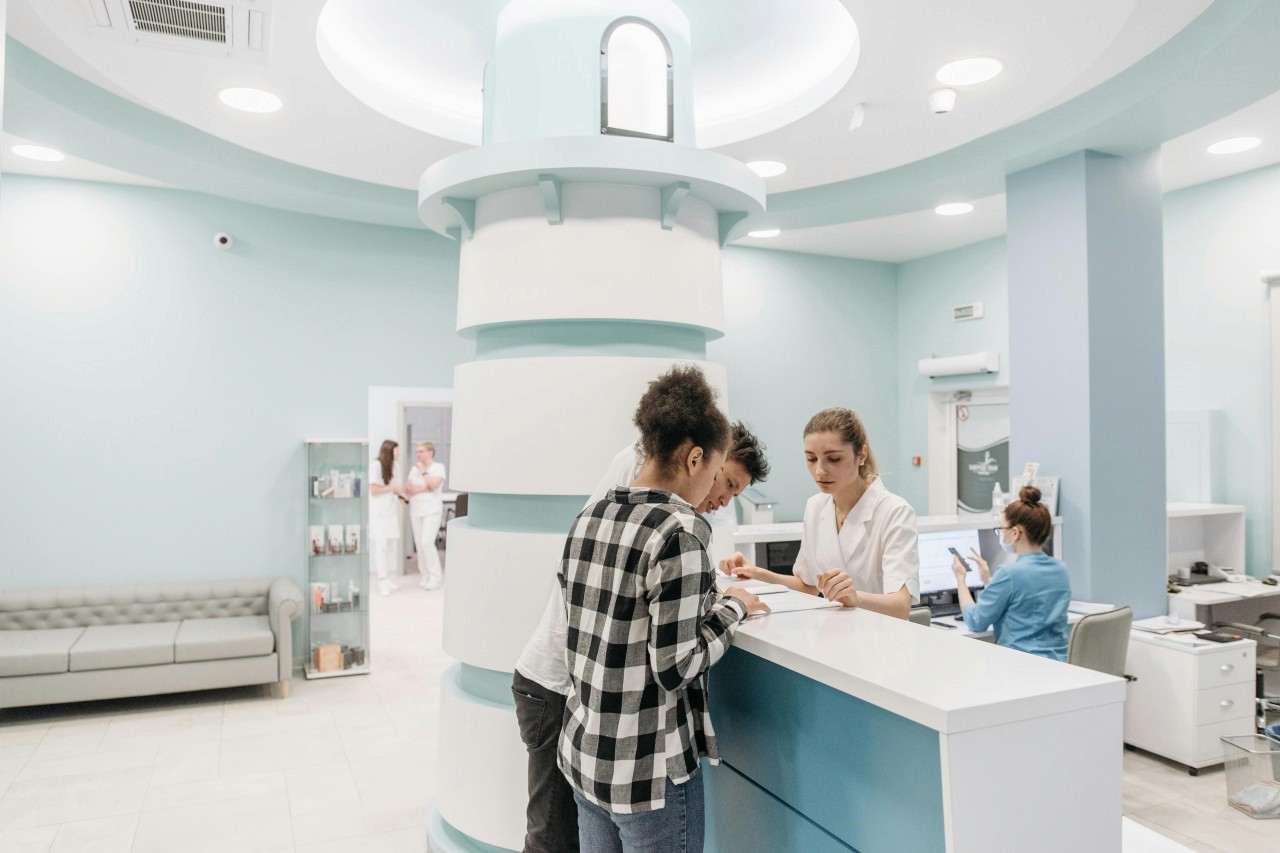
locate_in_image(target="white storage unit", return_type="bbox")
[1167,502,1246,576]
[1124,631,1256,773]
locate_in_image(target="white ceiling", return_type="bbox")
[5,0,1279,263]
[736,90,1280,263]
[1,132,172,189]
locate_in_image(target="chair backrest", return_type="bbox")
[908,607,932,627]
[1068,605,1133,677]
[0,579,273,631]
[454,493,469,519]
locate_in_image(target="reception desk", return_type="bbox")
[705,604,1125,852]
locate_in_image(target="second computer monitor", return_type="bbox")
[918,529,984,595]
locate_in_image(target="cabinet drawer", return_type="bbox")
[1195,645,1254,687]
[1194,718,1256,766]
[1194,683,1254,726]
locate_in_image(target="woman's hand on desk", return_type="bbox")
[816,570,860,609]
[723,587,771,617]
[718,552,765,581]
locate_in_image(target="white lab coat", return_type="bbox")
[792,477,921,604]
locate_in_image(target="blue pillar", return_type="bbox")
[1006,150,1166,617]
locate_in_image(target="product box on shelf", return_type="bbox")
[309,526,325,556]
[345,524,360,553]
[327,525,343,554]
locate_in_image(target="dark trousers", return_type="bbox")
[512,669,580,853]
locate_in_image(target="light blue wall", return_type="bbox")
[712,247,900,521]
[0,176,471,593]
[895,238,1010,513]
[1163,163,1280,574]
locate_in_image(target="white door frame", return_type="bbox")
[927,386,1009,516]
[398,400,454,573]
[1270,278,1280,571]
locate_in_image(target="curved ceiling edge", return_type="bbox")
[758,0,1280,231]
[3,38,421,231]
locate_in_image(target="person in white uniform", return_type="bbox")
[404,441,447,590]
[720,407,919,619]
[510,417,770,853]
[368,439,406,597]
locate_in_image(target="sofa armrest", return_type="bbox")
[267,577,304,682]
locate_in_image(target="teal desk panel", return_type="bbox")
[709,648,946,852]
[705,759,855,853]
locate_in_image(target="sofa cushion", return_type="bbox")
[0,628,86,676]
[69,622,180,672]
[174,616,274,663]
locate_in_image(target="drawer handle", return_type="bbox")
[1220,664,1234,673]
[1220,700,1235,709]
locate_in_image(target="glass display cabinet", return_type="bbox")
[304,439,371,679]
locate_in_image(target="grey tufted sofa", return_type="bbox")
[0,577,303,710]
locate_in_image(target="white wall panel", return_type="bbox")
[451,356,728,494]
[443,522,566,671]
[458,184,723,333]
[437,676,527,850]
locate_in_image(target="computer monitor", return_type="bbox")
[918,529,984,595]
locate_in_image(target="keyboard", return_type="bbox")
[930,603,961,618]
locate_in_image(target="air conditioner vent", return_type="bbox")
[128,0,227,43]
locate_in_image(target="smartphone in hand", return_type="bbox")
[947,546,970,571]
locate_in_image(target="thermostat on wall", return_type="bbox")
[953,302,984,321]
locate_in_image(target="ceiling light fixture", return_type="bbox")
[748,229,781,238]
[746,161,787,178]
[935,203,974,216]
[1206,136,1261,155]
[12,144,65,162]
[936,57,1003,86]
[218,87,283,114]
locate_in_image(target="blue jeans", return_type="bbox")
[573,771,704,853]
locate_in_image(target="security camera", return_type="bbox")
[929,88,957,114]
[214,232,234,250]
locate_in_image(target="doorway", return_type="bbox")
[399,403,454,578]
[927,387,1010,516]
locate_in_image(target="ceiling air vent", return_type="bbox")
[83,0,270,60]
[128,1,228,45]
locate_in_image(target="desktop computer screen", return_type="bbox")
[918,529,984,595]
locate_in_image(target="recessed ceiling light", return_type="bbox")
[748,229,781,238]
[218,87,283,113]
[936,58,1003,87]
[1206,136,1260,155]
[12,144,65,162]
[935,203,974,216]
[746,161,787,178]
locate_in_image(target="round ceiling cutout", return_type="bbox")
[316,0,860,148]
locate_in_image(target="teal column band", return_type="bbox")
[428,806,517,853]
[456,663,517,708]
[473,319,710,360]
[465,494,589,533]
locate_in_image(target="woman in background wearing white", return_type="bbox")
[405,441,447,590]
[369,440,406,597]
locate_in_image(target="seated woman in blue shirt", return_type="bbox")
[950,486,1072,660]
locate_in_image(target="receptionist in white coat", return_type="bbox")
[721,407,920,619]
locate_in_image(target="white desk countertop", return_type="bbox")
[732,605,1123,735]
[1170,579,1280,603]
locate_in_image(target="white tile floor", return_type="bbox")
[2,571,1279,852]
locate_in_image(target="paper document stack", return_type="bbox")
[715,575,788,596]
[1132,615,1205,634]
[744,590,842,620]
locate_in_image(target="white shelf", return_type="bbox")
[303,664,370,680]
[1167,502,1246,519]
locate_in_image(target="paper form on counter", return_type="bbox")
[744,590,843,619]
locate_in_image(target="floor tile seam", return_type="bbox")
[137,787,291,819]
[17,749,161,783]
[1132,802,1279,846]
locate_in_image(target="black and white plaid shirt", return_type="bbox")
[558,487,748,814]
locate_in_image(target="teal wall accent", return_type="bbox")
[896,238,1010,513]
[1163,163,1280,574]
[711,247,900,521]
[0,176,472,596]
[457,663,516,708]
[428,808,515,853]
[463,497,587,535]
[704,761,854,853]
[709,648,946,852]
[473,319,708,360]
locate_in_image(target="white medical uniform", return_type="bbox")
[407,461,447,585]
[792,477,921,604]
[368,465,402,583]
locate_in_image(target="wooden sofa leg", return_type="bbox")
[278,680,290,699]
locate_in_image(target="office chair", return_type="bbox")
[1068,606,1134,678]
[908,607,932,627]
[1212,614,1280,731]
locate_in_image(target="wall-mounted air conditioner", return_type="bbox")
[918,351,1000,378]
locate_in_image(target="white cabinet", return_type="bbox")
[1167,503,1246,576]
[1124,631,1255,773]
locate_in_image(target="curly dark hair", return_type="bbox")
[633,365,731,474]
[728,421,770,483]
